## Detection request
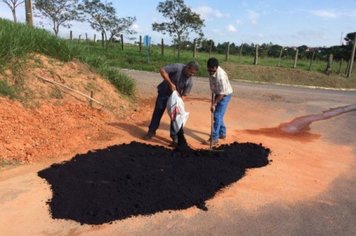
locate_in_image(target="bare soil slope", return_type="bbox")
[0,54,134,164]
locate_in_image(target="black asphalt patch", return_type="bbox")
[38,141,270,225]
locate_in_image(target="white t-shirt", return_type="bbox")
[209,66,233,95]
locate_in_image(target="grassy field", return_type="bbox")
[71,41,356,89]
[1,17,356,102]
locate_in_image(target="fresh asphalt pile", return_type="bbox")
[38,141,271,225]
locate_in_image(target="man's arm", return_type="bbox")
[159,67,176,92]
[211,94,224,112]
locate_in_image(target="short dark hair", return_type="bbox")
[186,60,200,70]
[207,57,219,68]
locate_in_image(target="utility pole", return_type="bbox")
[25,0,33,26]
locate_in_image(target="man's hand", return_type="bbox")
[210,104,216,112]
[169,82,177,92]
[160,67,176,92]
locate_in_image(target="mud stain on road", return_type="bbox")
[245,104,356,142]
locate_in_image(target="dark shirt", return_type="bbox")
[157,63,193,96]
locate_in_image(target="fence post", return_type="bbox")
[93,34,96,43]
[347,34,356,78]
[278,47,283,66]
[209,41,212,58]
[225,42,230,61]
[101,32,105,48]
[239,44,243,56]
[308,50,315,70]
[254,45,259,65]
[139,36,142,52]
[161,38,164,56]
[293,49,299,68]
[70,30,73,41]
[78,34,81,43]
[85,33,88,41]
[193,39,197,58]
[324,54,333,75]
[120,34,124,50]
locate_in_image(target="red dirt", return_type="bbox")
[0,55,134,164]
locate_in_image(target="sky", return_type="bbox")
[1,0,356,47]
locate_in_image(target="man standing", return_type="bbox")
[143,61,200,146]
[203,57,233,146]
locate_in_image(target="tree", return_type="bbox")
[297,45,309,59]
[344,32,356,46]
[152,0,204,59]
[34,0,80,36]
[199,39,215,53]
[1,0,24,23]
[268,44,283,58]
[107,16,136,43]
[79,0,136,48]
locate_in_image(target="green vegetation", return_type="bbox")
[0,18,75,65]
[0,80,17,98]
[1,17,355,102]
[70,41,356,89]
[0,18,135,97]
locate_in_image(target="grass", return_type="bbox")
[0,19,75,66]
[0,18,135,98]
[0,80,17,98]
[68,41,356,89]
[1,17,355,101]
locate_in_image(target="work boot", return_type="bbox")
[219,135,226,140]
[143,131,155,140]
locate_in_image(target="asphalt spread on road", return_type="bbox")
[38,141,270,225]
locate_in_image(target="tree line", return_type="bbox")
[197,33,355,62]
[1,0,355,62]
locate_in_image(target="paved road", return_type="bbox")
[122,68,356,102]
[123,68,356,236]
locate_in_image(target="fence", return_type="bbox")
[65,30,356,78]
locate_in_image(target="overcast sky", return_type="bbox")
[1,0,355,47]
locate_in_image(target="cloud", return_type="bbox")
[227,24,237,32]
[247,10,260,24]
[310,10,337,18]
[195,6,228,20]
[132,23,140,31]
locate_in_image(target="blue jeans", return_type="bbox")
[148,93,177,140]
[212,94,232,141]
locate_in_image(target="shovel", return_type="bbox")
[210,93,215,149]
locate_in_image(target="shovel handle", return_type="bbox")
[210,93,215,149]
